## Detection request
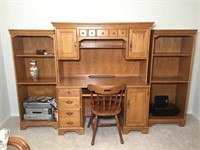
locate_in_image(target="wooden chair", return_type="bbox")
[8,137,30,150]
[87,83,126,145]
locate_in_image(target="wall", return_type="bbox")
[0,0,199,118]
[189,0,200,119]
[0,36,10,126]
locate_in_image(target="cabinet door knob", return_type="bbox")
[66,100,73,104]
[74,42,77,47]
[66,112,73,115]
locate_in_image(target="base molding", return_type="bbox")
[190,112,200,120]
[0,114,11,127]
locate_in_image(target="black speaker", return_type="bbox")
[154,96,169,108]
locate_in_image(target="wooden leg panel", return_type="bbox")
[58,128,84,135]
[122,126,149,134]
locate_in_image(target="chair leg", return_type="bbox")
[87,112,94,128]
[91,115,98,145]
[115,115,124,144]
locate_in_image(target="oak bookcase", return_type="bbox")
[148,30,197,126]
[9,30,58,129]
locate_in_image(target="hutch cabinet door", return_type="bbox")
[128,29,149,59]
[56,29,79,59]
[126,88,149,127]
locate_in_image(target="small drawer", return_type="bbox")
[118,29,127,37]
[79,30,87,36]
[57,88,80,97]
[97,30,108,36]
[88,30,96,36]
[58,97,80,108]
[109,30,117,37]
[59,118,80,127]
[59,108,80,118]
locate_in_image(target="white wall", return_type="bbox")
[1,0,200,118]
[0,37,10,126]
[189,0,200,119]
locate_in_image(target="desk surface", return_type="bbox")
[58,76,149,88]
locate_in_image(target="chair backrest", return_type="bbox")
[8,137,30,150]
[87,83,126,114]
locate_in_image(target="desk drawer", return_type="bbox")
[88,30,96,36]
[59,118,80,127]
[97,29,108,36]
[79,30,87,36]
[118,29,127,37]
[109,29,117,36]
[59,108,80,118]
[58,97,80,108]
[57,88,80,97]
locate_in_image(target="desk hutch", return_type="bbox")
[9,22,197,135]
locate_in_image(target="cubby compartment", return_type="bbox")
[12,35,54,56]
[150,83,188,118]
[15,57,56,84]
[152,56,191,82]
[58,49,148,80]
[154,36,194,55]
[17,85,57,128]
[79,39,126,49]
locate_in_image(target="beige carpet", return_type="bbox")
[1,115,200,150]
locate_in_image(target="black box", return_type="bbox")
[150,103,180,116]
[154,96,169,108]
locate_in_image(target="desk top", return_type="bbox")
[57,76,149,88]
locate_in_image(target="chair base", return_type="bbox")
[88,114,124,145]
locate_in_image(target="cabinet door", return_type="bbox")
[126,88,149,127]
[128,29,150,59]
[56,29,79,59]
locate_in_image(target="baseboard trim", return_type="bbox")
[11,113,19,116]
[191,112,200,120]
[0,114,11,127]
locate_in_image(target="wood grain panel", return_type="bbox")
[22,37,54,54]
[152,57,180,78]
[27,85,56,97]
[150,84,177,103]
[24,58,55,78]
[61,49,142,76]
[154,37,182,54]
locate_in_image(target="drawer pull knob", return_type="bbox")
[66,100,73,104]
[66,112,73,115]
[102,32,104,34]
[122,32,124,34]
[66,121,73,125]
